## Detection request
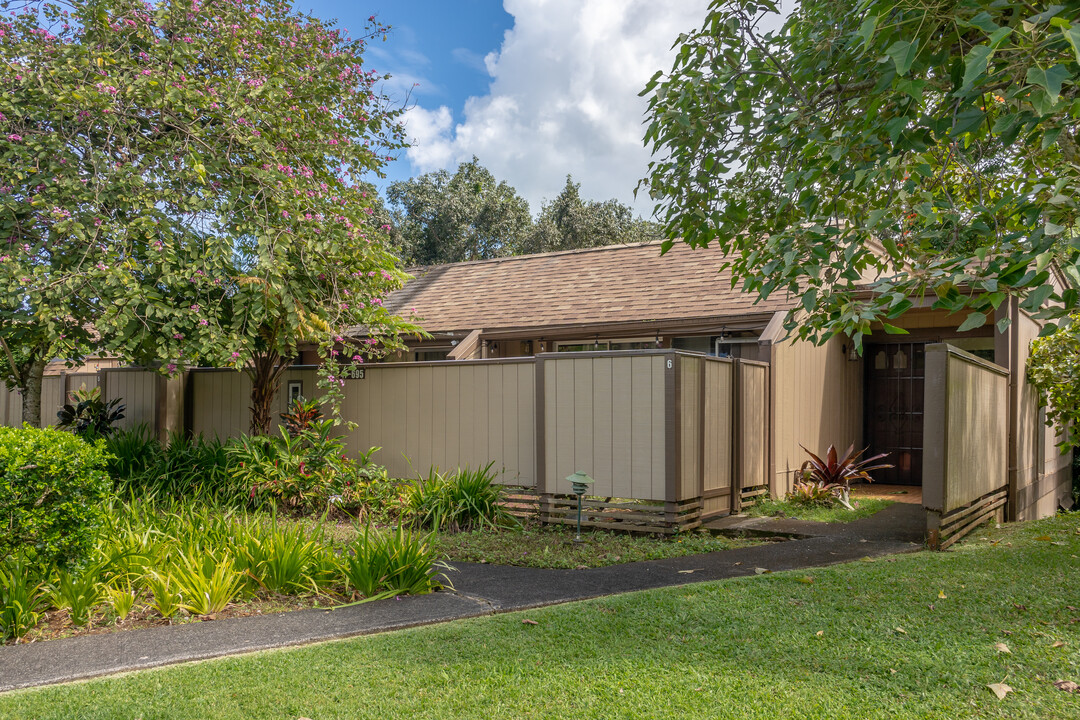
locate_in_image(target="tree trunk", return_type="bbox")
[247,350,291,435]
[21,358,47,428]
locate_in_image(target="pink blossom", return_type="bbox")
[7,134,22,141]
[231,351,240,358]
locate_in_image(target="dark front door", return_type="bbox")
[864,343,925,485]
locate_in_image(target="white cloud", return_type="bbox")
[401,0,714,217]
[402,105,455,171]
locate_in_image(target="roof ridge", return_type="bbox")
[404,239,669,272]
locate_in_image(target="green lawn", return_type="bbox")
[4,514,1079,720]
[746,497,894,523]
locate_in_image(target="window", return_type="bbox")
[415,350,450,362]
[287,380,303,403]
[553,337,654,353]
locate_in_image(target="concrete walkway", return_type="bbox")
[0,514,924,693]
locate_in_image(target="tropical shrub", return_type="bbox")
[796,444,892,510]
[0,427,113,567]
[56,387,125,439]
[342,525,448,598]
[786,479,840,508]
[406,463,514,532]
[280,397,324,437]
[228,424,385,513]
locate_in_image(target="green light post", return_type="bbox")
[566,471,594,543]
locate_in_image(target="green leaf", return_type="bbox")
[885,40,919,76]
[958,311,988,332]
[856,15,878,47]
[996,316,1012,334]
[880,322,908,335]
[951,108,986,136]
[1026,65,1069,104]
[1062,24,1080,64]
[961,45,994,91]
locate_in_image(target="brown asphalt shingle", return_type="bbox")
[385,241,795,334]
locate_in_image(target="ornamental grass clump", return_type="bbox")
[406,463,515,532]
[342,525,449,598]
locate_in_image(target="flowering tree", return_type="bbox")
[1,0,419,432]
[640,0,1080,348]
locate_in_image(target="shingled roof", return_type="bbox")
[384,241,796,335]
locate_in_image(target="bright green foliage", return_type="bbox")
[406,463,515,532]
[641,0,1080,347]
[1026,321,1080,453]
[0,554,45,641]
[0,0,420,431]
[48,565,107,626]
[388,157,533,265]
[519,175,662,255]
[342,525,447,597]
[0,427,112,568]
[171,552,246,615]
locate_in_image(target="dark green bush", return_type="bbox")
[0,427,113,567]
[106,427,237,504]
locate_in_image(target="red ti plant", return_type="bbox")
[797,444,892,510]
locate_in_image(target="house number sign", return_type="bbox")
[346,368,365,379]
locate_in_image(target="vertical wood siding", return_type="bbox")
[102,370,159,431]
[771,334,863,497]
[702,357,734,515]
[923,345,1009,513]
[738,361,769,488]
[543,353,667,499]
[342,361,535,485]
[0,387,21,426]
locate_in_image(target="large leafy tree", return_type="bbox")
[387,157,533,265]
[641,0,1080,347]
[1,0,418,432]
[519,175,662,255]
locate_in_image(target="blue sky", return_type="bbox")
[300,1,716,217]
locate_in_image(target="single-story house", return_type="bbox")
[357,240,1072,524]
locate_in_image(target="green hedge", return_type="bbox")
[0,426,113,567]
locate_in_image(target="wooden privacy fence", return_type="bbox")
[187,350,771,532]
[0,368,164,434]
[923,344,1009,549]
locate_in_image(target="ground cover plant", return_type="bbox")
[747,497,895,524]
[5,514,1079,719]
[0,501,446,643]
[432,524,761,569]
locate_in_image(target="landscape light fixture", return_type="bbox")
[566,471,594,543]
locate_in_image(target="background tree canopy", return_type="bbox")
[641,0,1080,348]
[388,159,660,265]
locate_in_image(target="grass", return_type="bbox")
[432,524,762,568]
[283,519,763,570]
[4,513,1079,719]
[746,496,894,523]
